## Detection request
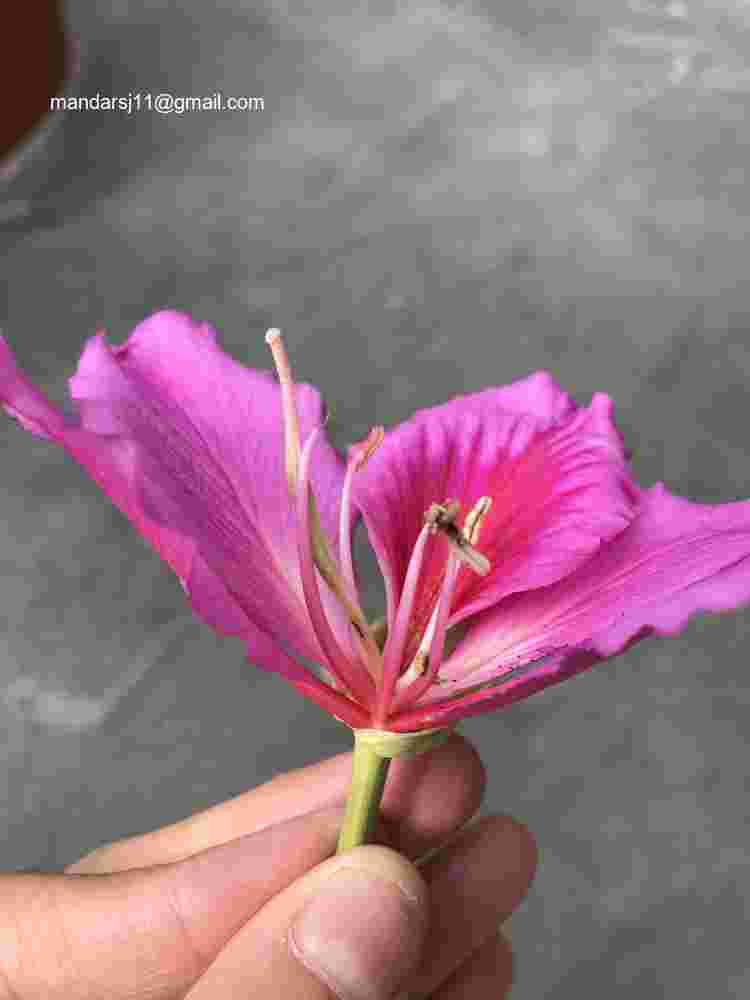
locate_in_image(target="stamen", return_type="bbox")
[337,427,387,676]
[388,497,494,718]
[393,597,440,695]
[464,495,492,546]
[412,649,430,676]
[392,646,430,696]
[296,428,375,707]
[426,500,491,576]
[390,552,461,715]
[353,425,385,470]
[339,427,384,595]
[265,328,301,497]
[373,520,433,726]
[273,644,371,728]
[290,677,371,728]
[370,617,388,651]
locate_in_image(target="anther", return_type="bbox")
[425,500,491,576]
[412,650,430,676]
[425,500,461,531]
[464,496,492,546]
[353,425,385,470]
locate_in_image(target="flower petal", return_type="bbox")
[1,334,198,582]
[353,374,638,655]
[405,483,750,721]
[386,646,605,730]
[2,313,350,670]
[176,547,370,726]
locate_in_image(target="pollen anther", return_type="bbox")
[464,495,492,546]
[353,425,385,470]
[413,650,429,675]
[425,500,491,576]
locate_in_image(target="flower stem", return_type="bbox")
[336,726,453,854]
[337,737,391,853]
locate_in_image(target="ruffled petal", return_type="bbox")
[1,313,350,670]
[404,483,750,720]
[1,337,68,440]
[353,374,638,656]
[1,334,198,583]
[352,372,576,627]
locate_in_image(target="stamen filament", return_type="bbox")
[393,596,440,695]
[373,520,433,726]
[389,497,494,718]
[339,459,359,600]
[385,657,553,729]
[390,552,461,715]
[338,428,387,675]
[338,427,384,612]
[296,428,375,707]
[288,676,371,728]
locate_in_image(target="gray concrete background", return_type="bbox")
[2,1,750,996]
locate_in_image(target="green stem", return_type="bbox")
[337,737,391,853]
[336,726,453,855]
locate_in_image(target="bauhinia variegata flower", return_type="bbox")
[4,311,750,849]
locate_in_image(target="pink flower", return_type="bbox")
[4,310,750,734]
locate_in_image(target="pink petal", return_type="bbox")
[353,374,638,660]
[386,646,602,731]
[399,483,750,724]
[237,612,370,729]
[1,313,350,672]
[1,334,198,583]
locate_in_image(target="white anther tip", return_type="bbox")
[265,327,282,345]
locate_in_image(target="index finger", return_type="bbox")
[66,730,486,873]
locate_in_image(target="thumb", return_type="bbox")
[186,844,430,999]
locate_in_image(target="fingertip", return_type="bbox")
[382,729,487,858]
[474,813,539,899]
[324,843,430,915]
[447,729,488,807]
[436,930,515,999]
[499,812,539,882]
[287,845,429,1000]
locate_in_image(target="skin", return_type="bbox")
[0,732,537,998]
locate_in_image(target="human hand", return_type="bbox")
[0,732,536,998]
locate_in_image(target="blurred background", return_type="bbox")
[2,1,750,996]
